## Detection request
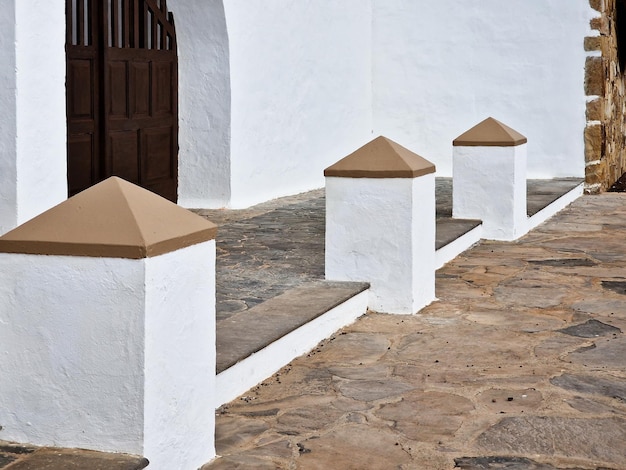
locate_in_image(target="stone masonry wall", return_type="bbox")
[585,0,626,193]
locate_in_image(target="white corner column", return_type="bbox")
[0,177,218,469]
[452,118,528,241]
[324,136,436,314]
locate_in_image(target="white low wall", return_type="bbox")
[373,0,594,178]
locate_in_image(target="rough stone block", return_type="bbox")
[586,98,603,121]
[589,0,602,12]
[584,36,602,51]
[584,124,604,162]
[585,56,605,96]
[590,16,609,35]
[585,161,607,189]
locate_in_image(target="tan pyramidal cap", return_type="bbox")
[453,117,527,147]
[0,177,217,259]
[324,136,435,178]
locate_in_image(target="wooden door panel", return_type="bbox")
[141,126,173,182]
[153,61,173,116]
[67,0,178,201]
[67,134,96,195]
[68,60,94,119]
[110,130,140,183]
[130,61,151,117]
[108,61,129,118]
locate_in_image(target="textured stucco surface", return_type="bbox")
[0,241,217,469]
[373,0,593,178]
[225,0,373,208]
[453,145,528,240]
[325,175,436,314]
[0,254,146,453]
[170,0,232,208]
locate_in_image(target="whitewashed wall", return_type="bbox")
[172,0,232,208]
[224,0,373,208]
[0,254,146,453]
[0,0,66,234]
[0,1,18,233]
[373,0,594,177]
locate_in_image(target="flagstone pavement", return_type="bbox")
[205,193,626,470]
[2,192,626,469]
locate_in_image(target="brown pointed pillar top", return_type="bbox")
[0,177,217,259]
[453,117,527,147]
[324,136,435,178]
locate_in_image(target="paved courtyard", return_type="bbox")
[206,193,626,470]
[1,190,624,470]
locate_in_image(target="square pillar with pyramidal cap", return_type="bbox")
[325,136,436,314]
[453,117,528,240]
[0,177,218,469]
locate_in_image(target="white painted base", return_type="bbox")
[435,223,483,269]
[0,241,216,470]
[325,176,436,314]
[453,145,527,241]
[527,182,583,231]
[215,289,368,407]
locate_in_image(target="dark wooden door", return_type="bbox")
[66,0,178,202]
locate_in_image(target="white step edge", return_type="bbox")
[215,289,369,407]
[527,182,584,232]
[435,223,483,269]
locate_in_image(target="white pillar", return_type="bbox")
[325,136,436,314]
[0,0,67,235]
[453,117,528,241]
[0,177,217,469]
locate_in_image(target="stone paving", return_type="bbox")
[205,193,626,470]
[0,442,148,470]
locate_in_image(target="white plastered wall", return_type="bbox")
[325,175,435,314]
[224,0,373,208]
[0,1,18,233]
[144,241,216,469]
[0,241,216,467]
[0,254,146,453]
[373,0,594,178]
[0,0,67,234]
[170,0,232,208]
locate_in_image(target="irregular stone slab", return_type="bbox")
[476,416,626,465]
[454,456,560,469]
[602,280,626,296]
[493,284,567,309]
[558,319,622,338]
[573,299,626,317]
[566,338,626,371]
[275,403,345,433]
[550,373,626,401]
[336,378,415,402]
[328,364,391,381]
[376,391,474,442]
[4,449,148,470]
[202,453,282,470]
[534,336,589,360]
[308,332,391,365]
[527,258,597,267]
[215,416,270,454]
[566,396,625,415]
[297,424,412,469]
[477,388,543,413]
